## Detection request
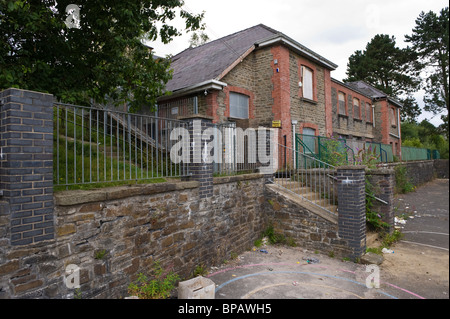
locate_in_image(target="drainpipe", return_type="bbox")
[292,120,298,169]
[397,107,401,158]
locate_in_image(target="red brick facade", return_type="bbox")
[159,26,402,157]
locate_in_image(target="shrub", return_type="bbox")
[394,165,415,194]
[128,261,180,299]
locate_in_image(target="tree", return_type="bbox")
[344,34,422,122]
[0,0,205,110]
[401,120,449,159]
[405,7,449,137]
[189,31,209,48]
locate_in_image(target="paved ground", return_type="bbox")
[205,179,449,300]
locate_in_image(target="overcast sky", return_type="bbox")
[150,0,448,126]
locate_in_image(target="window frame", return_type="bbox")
[365,102,372,122]
[338,91,347,116]
[301,66,314,101]
[390,107,397,127]
[353,97,361,120]
[229,92,250,119]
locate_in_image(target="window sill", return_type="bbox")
[354,118,363,122]
[338,114,348,118]
[300,97,317,105]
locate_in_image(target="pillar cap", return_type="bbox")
[336,165,367,170]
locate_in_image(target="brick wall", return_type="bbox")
[330,80,374,140]
[336,166,367,260]
[289,52,328,138]
[0,89,54,246]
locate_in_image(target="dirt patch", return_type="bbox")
[380,241,449,299]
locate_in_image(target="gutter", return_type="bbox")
[256,36,338,70]
[158,79,228,101]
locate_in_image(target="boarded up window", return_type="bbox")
[230,92,249,119]
[302,66,313,100]
[353,98,361,119]
[338,92,346,115]
[366,103,372,122]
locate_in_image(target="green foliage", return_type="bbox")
[320,136,349,167]
[344,34,422,122]
[94,249,107,260]
[128,261,180,299]
[355,146,380,169]
[405,7,449,128]
[401,120,449,159]
[262,224,297,247]
[0,0,205,109]
[394,165,415,194]
[365,178,390,231]
[193,264,208,277]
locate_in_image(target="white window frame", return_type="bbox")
[302,66,313,100]
[338,92,346,115]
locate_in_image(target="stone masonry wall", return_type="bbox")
[0,175,268,299]
[263,185,351,258]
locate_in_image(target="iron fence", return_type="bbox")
[275,142,338,216]
[53,102,189,189]
[212,122,258,176]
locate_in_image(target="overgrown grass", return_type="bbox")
[128,261,180,299]
[394,165,415,194]
[254,224,297,247]
[366,230,404,255]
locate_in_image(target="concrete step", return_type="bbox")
[274,179,338,214]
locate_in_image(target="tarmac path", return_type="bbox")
[206,179,449,300]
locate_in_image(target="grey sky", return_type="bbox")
[150,0,448,125]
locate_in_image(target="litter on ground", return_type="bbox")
[302,257,320,264]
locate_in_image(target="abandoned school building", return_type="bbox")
[157,24,403,159]
[4,24,444,300]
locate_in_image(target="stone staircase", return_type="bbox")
[273,178,338,216]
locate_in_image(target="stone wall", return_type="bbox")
[377,160,446,189]
[1,174,268,299]
[264,185,349,257]
[434,159,449,179]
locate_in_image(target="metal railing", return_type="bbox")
[212,122,258,176]
[275,142,338,216]
[54,102,189,189]
[157,96,198,119]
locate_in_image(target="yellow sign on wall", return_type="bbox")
[272,120,281,128]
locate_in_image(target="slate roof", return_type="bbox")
[346,81,403,107]
[165,24,337,93]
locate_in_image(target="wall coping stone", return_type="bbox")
[377,160,435,168]
[366,168,395,175]
[336,165,367,170]
[54,181,200,206]
[213,173,263,185]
